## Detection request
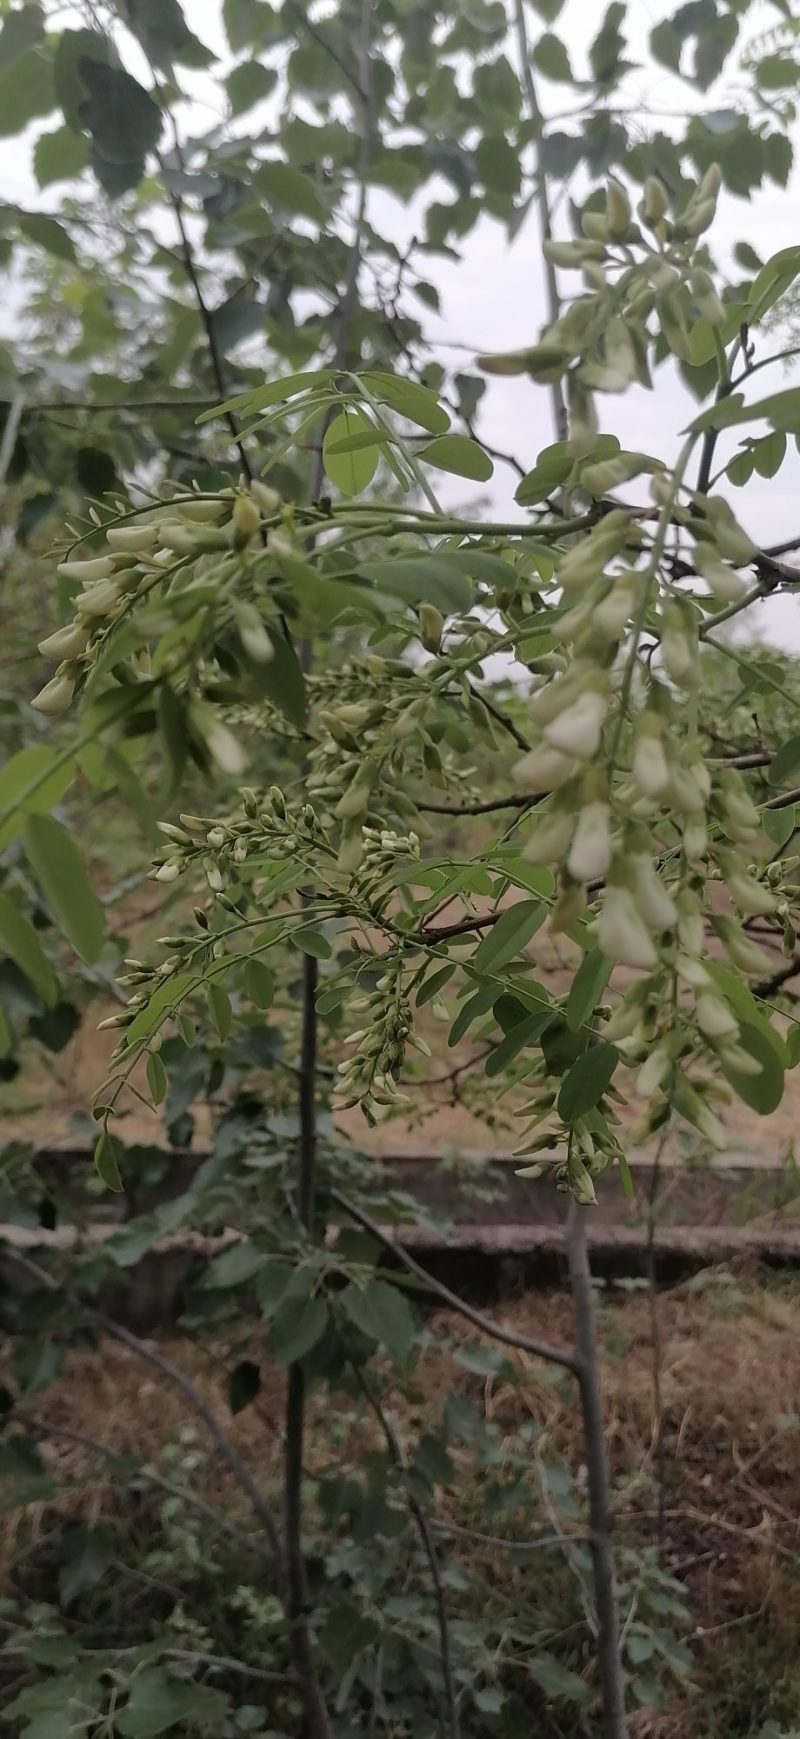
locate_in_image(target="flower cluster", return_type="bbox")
[148,785,331,894]
[336,954,427,1126]
[32,483,282,753]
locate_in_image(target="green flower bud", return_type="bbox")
[605,177,631,239]
[232,493,261,548]
[642,176,668,225]
[418,603,444,653]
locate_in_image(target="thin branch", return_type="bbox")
[331,1188,578,1373]
[565,1204,628,1739]
[416,912,500,943]
[469,684,532,752]
[753,950,800,997]
[416,792,540,816]
[513,0,568,442]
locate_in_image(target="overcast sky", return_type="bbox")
[3,0,800,643]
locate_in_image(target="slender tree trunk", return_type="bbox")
[566,1204,628,1739]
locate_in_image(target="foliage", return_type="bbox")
[4,1,800,1736]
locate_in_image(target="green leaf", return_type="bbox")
[515,443,573,504]
[146,1051,167,1106]
[418,434,493,481]
[472,900,546,978]
[255,628,306,727]
[768,734,800,787]
[118,1667,228,1737]
[197,367,333,424]
[565,949,612,1033]
[475,132,521,195]
[94,1128,123,1193]
[763,806,796,848]
[207,981,232,1041]
[360,370,450,434]
[53,27,111,129]
[268,1294,327,1364]
[243,957,274,1007]
[200,1242,267,1289]
[529,1651,590,1704]
[719,1018,785,1114]
[254,158,327,222]
[126,972,195,1045]
[0,893,57,1007]
[364,555,473,614]
[228,1358,261,1414]
[226,57,277,113]
[0,5,43,68]
[290,926,332,959]
[753,429,786,478]
[341,1280,416,1362]
[0,45,55,136]
[0,740,74,848]
[531,0,565,20]
[58,1525,113,1607]
[541,1014,585,1075]
[24,815,106,963]
[78,60,163,165]
[532,31,573,81]
[323,409,379,496]
[558,1043,618,1121]
[17,210,75,261]
[33,123,88,186]
[416,963,456,1007]
[650,17,681,71]
[448,985,496,1046]
[224,0,279,52]
[486,1010,552,1076]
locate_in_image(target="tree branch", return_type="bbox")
[513,0,568,442]
[331,1188,578,1373]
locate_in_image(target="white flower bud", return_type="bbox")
[637,1044,671,1097]
[522,810,574,865]
[630,856,678,932]
[38,621,90,660]
[31,672,75,714]
[155,860,181,883]
[513,744,578,792]
[567,801,612,882]
[693,541,745,604]
[713,915,773,975]
[206,720,247,776]
[632,719,670,800]
[106,525,159,552]
[544,690,607,760]
[677,898,704,957]
[594,571,640,638]
[237,606,273,664]
[675,953,711,988]
[696,993,739,1040]
[683,814,707,862]
[73,580,123,617]
[206,862,225,892]
[250,480,281,513]
[660,599,698,689]
[157,521,198,553]
[596,885,658,969]
[720,855,776,916]
[57,556,114,582]
[176,497,228,524]
[718,1042,761,1078]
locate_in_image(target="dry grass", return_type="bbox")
[3,1266,800,1733]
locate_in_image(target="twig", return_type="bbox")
[513,0,568,442]
[416,792,540,816]
[753,950,800,997]
[565,1203,628,1739]
[331,1188,578,1372]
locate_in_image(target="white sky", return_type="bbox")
[3,0,800,643]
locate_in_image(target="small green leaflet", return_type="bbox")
[199,1242,267,1290]
[341,1280,417,1362]
[196,367,334,424]
[419,434,493,481]
[243,958,274,1008]
[146,1051,167,1105]
[515,442,573,503]
[768,734,800,787]
[94,1128,123,1193]
[416,963,456,1007]
[362,555,474,614]
[359,370,450,434]
[323,408,380,495]
[58,1525,113,1608]
[557,1043,618,1121]
[719,1018,785,1114]
[0,745,76,849]
[0,892,57,1007]
[565,948,612,1033]
[254,158,328,222]
[291,926,332,959]
[24,815,106,964]
[472,900,546,977]
[764,806,796,848]
[207,982,232,1041]
[449,985,496,1046]
[268,1293,328,1364]
[485,1011,551,1076]
[126,971,195,1044]
[255,628,307,727]
[118,1667,228,1737]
